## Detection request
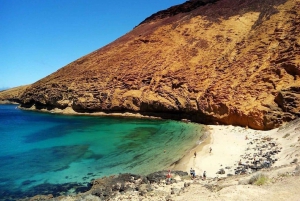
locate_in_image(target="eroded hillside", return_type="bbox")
[4,0,300,130]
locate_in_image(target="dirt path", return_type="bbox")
[174,175,300,201]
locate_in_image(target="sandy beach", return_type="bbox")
[91,121,300,201]
[173,122,300,179]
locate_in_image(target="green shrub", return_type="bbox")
[255,175,268,186]
[249,173,268,186]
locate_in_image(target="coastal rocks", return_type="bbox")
[84,171,188,200]
[294,165,300,176]
[234,136,281,175]
[0,85,29,103]
[147,171,188,184]
[275,87,300,116]
[170,188,181,195]
[216,169,225,175]
[26,194,54,201]
[6,182,89,201]
[89,173,141,198]
[137,184,152,196]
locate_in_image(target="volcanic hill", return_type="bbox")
[2,0,300,130]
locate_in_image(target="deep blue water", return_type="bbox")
[0,104,204,199]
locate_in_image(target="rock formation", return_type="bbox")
[1,0,300,130]
[0,85,29,104]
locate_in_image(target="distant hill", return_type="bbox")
[1,0,299,130]
[0,85,30,103]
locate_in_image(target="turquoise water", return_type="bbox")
[0,104,204,198]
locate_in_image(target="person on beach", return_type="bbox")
[190,168,194,179]
[166,170,171,182]
[194,151,197,158]
[203,171,206,180]
[209,147,212,153]
[190,168,196,179]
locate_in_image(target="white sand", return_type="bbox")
[174,126,284,177]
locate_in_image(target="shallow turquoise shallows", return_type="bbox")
[0,104,204,196]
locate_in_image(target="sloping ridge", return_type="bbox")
[138,0,219,25]
[5,0,300,130]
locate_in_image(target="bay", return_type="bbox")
[0,104,204,199]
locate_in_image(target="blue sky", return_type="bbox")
[0,0,184,89]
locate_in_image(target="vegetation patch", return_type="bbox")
[249,173,269,186]
[283,133,290,138]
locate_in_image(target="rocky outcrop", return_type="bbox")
[275,87,300,116]
[138,0,219,25]
[2,0,300,130]
[16,171,189,201]
[0,85,29,104]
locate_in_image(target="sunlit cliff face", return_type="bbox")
[2,0,299,130]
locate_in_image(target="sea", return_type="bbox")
[0,104,205,199]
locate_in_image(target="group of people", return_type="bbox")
[188,148,211,180]
[190,168,206,180]
[166,147,212,182]
[166,168,206,181]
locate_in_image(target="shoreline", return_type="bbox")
[18,105,168,120]
[12,103,299,177]
[2,103,299,200]
[0,100,19,104]
[20,104,217,175]
[6,103,300,178]
[172,125,273,178]
[18,119,300,201]
[173,121,300,179]
[171,128,211,171]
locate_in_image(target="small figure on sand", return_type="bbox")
[190,168,196,179]
[245,135,248,140]
[194,151,197,158]
[264,160,270,168]
[209,147,212,153]
[166,170,171,182]
[238,159,242,165]
[203,171,206,180]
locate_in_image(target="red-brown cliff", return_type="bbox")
[2,0,300,130]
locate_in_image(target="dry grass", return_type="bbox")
[249,173,269,186]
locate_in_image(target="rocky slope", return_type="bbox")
[18,165,300,201]
[0,85,30,104]
[2,0,300,130]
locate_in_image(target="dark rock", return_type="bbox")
[137,184,152,193]
[171,188,181,195]
[146,170,187,184]
[184,182,190,187]
[165,195,173,201]
[216,169,225,174]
